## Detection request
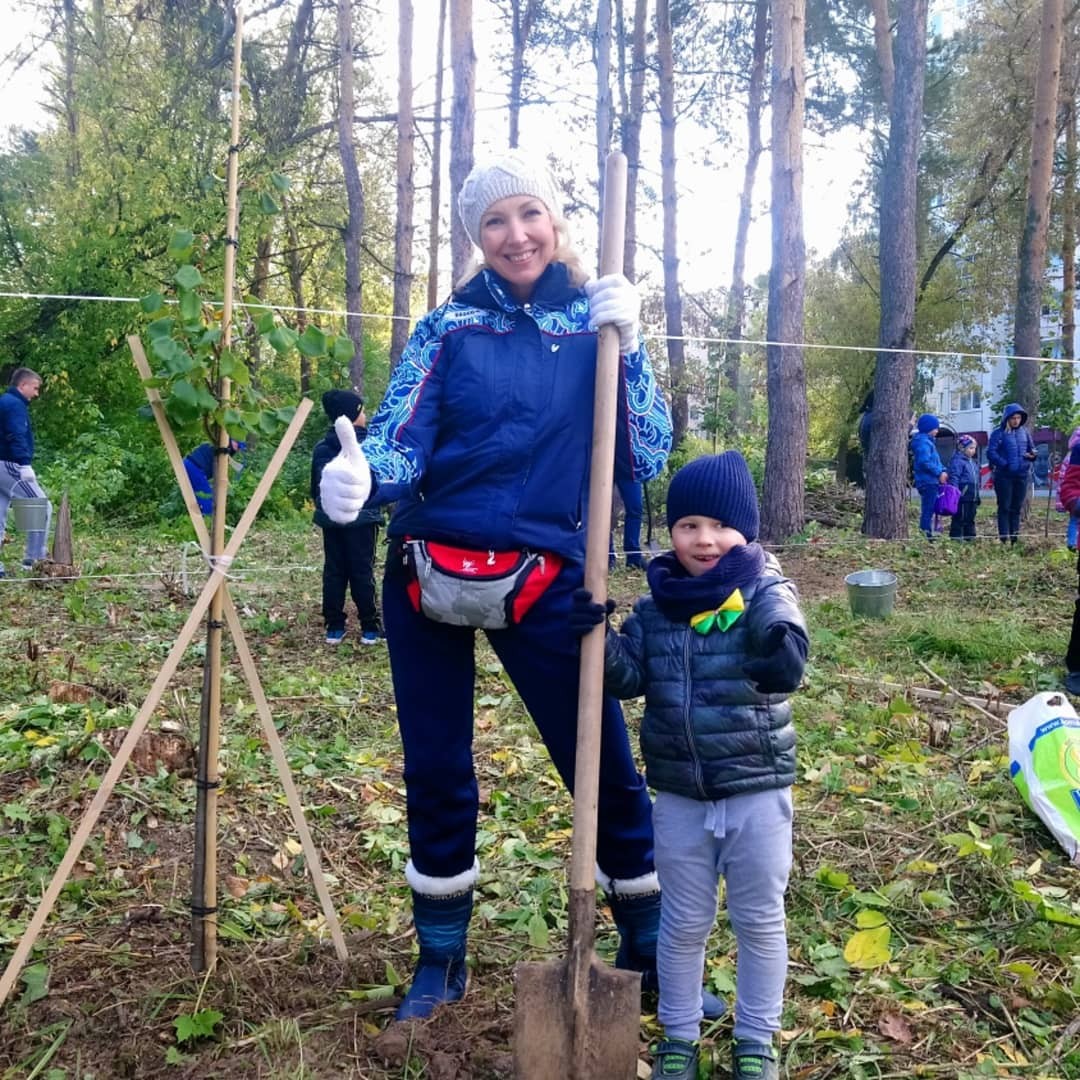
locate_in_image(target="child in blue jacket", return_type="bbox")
[311,391,383,645]
[947,434,980,541]
[910,414,947,539]
[572,452,808,1080]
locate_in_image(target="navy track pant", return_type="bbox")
[382,544,655,881]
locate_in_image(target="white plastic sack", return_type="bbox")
[1007,691,1080,865]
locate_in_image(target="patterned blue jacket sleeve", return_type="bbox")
[361,310,446,505]
[619,338,672,482]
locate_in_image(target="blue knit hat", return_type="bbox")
[917,413,940,434]
[665,452,759,542]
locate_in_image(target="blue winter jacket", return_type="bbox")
[0,386,34,465]
[947,450,979,502]
[910,431,944,489]
[312,426,383,529]
[361,262,672,562]
[602,553,805,801]
[987,403,1035,478]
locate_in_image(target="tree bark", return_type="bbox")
[596,0,615,256]
[656,0,687,447]
[761,0,807,543]
[1014,0,1065,415]
[723,0,769,430]
[622,0,648,281]
[450,0,476,283]
[427,0,448,311]
[284,211,311,395]
[1064,93,1076,362]
[337,0,365,393]
[508,0,539,148]
[863,0,928,539]
[391,0,416,368]
[869,0,894,112]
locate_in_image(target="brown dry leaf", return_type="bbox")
[225,874,249,898]
[878,1012,914,1044]
[271,849,290,872]
[48,681,93,704]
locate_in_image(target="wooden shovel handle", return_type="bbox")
[569,152,628,906]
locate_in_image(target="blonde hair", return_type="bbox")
[455,214,589,293]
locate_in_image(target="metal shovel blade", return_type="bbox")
[513,955,641,1079]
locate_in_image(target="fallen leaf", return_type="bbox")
[878,1012,914,1044]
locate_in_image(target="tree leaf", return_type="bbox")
[174,265,203,290]
[270,172,291,191]
[179,289,201,322]
[843,925,892,969]
[256,311,276,335]
[296,326,327,358]
[854,908,888,928]
[169,229,194,257]
[527,912,548,949]
[332,334,356,363]
[258,192,280,215]
[140,292,164,314]
[171,379,200,407]
[268,326,297,355]
[20,962,48,1004]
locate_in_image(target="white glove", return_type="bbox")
[585,273,641,354]
[18,465,35,483]
[320,416,372,524]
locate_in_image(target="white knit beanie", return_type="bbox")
[457,150,561,248]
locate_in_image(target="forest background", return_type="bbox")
[0,0,1076,540]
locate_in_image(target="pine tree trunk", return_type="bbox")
[427,0,448,312]
[724,0,768,430]
[1063,92,1076,362]
[656,0,687,447]
[391,0,416,368]
[450,0,476,283]
[622,0,648,281]
[596,0,614,256]
[284,211,310,394]
[1014,0,1065,415]
[863,0,928,539]
[508,1,538,148]
[760,0,807,543]
[337,0,365,393]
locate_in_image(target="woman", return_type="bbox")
[320,150,684,1021]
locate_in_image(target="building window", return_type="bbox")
[949,387,982,412]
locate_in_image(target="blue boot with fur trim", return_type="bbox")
[604,872,726,1021]
[395,861,475,1021]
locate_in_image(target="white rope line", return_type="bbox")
[0,561,319,585]
[0,289,1074,367]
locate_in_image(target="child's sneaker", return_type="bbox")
[650,1038,698,1079]
[731,1040,778,1080]
[325,629,346,645]
[360,630,382,645]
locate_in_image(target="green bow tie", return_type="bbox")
[689,588,745,634]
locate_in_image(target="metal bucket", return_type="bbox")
[11,497,50,532]
[845,569,897,619]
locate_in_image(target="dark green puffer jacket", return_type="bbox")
[603,555,804,801]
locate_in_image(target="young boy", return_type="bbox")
[311,391,383,645]
[947,434,980,541]
[571,452,808,1080]
[910,414,948,539]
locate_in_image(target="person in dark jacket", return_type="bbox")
[183,438,244,516]
[572,452,808,1080]
[1059,427,1080,550]
[910,413,948,539]
[0,367,50,576]
[987,402,1036,544]
[947,434,980,541]
[311,390,383,645]
[609,474,647,570]
[317,148,679,1022]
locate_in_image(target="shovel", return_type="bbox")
[513,152,641,1079]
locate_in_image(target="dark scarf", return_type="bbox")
[646,544,768,625]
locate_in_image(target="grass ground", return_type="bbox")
[1,502,1079,1079]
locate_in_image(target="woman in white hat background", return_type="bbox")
[320,148,700,1022]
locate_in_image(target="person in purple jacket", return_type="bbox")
[317,149,722,1023]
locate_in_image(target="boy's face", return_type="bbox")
[670,515,748,577]
[1007,413,1022,428]
[353,408,367,428]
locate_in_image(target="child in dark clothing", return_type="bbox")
[571,451,809,1080]
[947,434,980,541]
[910,414,948,539]
[311,391,383,645]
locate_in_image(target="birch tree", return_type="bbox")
[761,0,807,542]
[391,0,416,368]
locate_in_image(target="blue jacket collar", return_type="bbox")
[4,386,29,405]
[454,262,580,313]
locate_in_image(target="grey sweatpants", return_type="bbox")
[0,461,51,569]
[653,787,793,1044]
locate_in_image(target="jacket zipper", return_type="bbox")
[682,628,706,798]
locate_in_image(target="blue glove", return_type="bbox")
[742,623,808,694]
[569,588,616,637]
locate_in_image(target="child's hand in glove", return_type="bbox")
[742,623,808,694]
[569,587,616,637]
[320,416,372,524]
[584,274,641,354]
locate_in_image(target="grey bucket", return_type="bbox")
[11,497,49,532]
[845,569,897,618]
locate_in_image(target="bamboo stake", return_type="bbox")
[194,6,245,973]
[132,335,347,961]
[0,399,311,1008]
